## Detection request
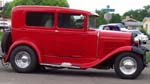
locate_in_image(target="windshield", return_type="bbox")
[88,16,97,28]
[118,23,127,28]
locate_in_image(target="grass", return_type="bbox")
[146,52,150,63]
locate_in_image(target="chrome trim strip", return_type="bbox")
[40,63,80,69]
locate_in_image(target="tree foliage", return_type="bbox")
[95,10,107,27]
[109,13,121,23]
[95,10,121,27]
[140,27,147,35]
[123,5,150,21]
[3,0,69,18]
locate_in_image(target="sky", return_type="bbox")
[3,0,150,15]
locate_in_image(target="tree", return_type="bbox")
[3,0,69,18]
[123,5,150,21]
[3,2,11,18]
[140,27,147,35]
[109,13,121,23]
[95,10,122,27]
[95,10,107,27]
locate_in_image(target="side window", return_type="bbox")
[26,12,54,28]
[58,13,84,29]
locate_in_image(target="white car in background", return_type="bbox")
[128,30,148,44]
[0,19,11,30]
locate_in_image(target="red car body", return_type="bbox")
[1,6,149,79]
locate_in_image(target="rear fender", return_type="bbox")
[4,40,42,64]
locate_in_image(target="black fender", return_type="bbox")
[132,46,149,65]
[1,31,12,54]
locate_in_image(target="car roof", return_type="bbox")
[13,5,98,16]
[100,23,123,26]
[99,24,119,27]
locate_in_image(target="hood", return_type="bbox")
[99,30,132,46]
[99,30,131,39]
[137,34,147,37]
[136,34,148,41]
[98,30,132,56]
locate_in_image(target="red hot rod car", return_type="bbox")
[1,6,150,79]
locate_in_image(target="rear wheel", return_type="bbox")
[114,52,144,79]
[10,46,38,73]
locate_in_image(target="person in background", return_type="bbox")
[104,26,110,30]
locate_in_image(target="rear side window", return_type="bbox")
[58,13,84,29]
[26,12,54,27]
[103,26,120,31]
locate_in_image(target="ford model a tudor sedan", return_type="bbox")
[1,6,150,79]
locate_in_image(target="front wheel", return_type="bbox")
[114,52,144,79]
[10,46,38,73]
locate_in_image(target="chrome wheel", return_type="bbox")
[119,57,137,75]
[15,51,31,69]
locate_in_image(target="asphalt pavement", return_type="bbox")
[0,64,150,84]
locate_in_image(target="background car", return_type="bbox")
[128,30,148,44]
[0,19,11,31]
[99,23,128,31]
[147,34,150,40]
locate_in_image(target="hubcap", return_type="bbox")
[15,51,31,68]
[119,57,137,75]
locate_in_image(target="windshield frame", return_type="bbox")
[88,15,97,29]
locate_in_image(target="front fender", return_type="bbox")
[4,40,42,64]
[132,46,150,64]
[132,46,149,55]
[80,46,132,68]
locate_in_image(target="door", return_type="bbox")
[25,11,63,64]
[55,13,98,65]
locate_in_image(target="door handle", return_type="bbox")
[54,30,59,32]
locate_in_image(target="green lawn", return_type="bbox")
[146,52,150,63]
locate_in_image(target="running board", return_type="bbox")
[40,63,80,69]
